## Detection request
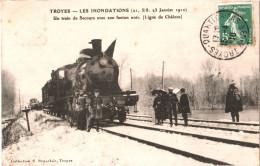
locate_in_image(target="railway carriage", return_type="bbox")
[42,39,138,125]
[29,98,41,110]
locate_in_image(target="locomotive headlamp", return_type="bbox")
[99,57,108,66]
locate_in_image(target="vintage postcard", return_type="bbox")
[1,0,259,165]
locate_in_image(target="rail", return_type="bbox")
[100,127,231,165]
[114,122,259,148]
[127,114,259,126]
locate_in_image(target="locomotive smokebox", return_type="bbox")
[89,39,102,55]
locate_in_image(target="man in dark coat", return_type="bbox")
[106,98,117,121]
[166,87,179,127]
[87,89,103,132]
[160,92,168,124]
[225,83,243,122]
[85,94,92,130]
[72,89,80,111]
[77,95,87,130]
[153,93,162,125]
[72,88,82,129]
[178,88,190,126]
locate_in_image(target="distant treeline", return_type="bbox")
[132,60,258,113]
[2,69,16,117]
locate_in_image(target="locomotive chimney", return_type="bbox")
[89,39,102,55]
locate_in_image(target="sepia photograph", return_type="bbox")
[1,0,259,165]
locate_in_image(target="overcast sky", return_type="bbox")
[2,1,259,104]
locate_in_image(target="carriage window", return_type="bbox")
[59,70,65,79]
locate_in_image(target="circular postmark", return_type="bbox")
[200,10,249,60]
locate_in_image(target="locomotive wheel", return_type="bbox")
[118,108,126,124]
[109,117,114,123]
[119,118,124,124]
[61,114,66,119]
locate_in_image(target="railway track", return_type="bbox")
[126,115,259,134]
[100,124,259,165]
[44,110,258,135]
[44,110,258,134]
[127,114,259,126]
[45,111,259,148]
[113,122,259,148]
[100,127,231,165]
[44,111,258,165]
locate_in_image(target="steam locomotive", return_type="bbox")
[42,39,138,125]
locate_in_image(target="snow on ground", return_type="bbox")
[128,116,259,131]
[190,109,259,122]
[106,125,259,165]
[138,108,259,123]
[2,111,208,166]
[126,120,259,144]
[184,121,259,131]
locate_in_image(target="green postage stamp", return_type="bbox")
[218,3,253,46]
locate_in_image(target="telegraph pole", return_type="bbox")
[130,68,138,113]
[256,85,258,105]
[19,89,21,114]
[130,68,133,90]
[240,78,243,98]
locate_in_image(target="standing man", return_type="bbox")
[167,87,179,127]
[72,88,80,127]
[178,88,190,126]
[106,99,116,122]
[72,88,80,112]
[153,93,162,125]
[161,91,168,125]
[85,93,92,130]
[77,94,87,130]
[225,82,243,122]
[87,89,103,132]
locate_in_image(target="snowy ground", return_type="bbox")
[105,125,259,165]
[190,109,259,122]
[125,120,259,144]
[128,115,259,131]
[139,108,259,122]
[2,111,209,166]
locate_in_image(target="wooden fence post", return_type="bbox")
[22,108,31,131]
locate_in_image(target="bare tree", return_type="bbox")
[201,59,214,75]
[128,59,258,115]
[201,59,218,110]
[118,53,128,85]
[2,69,16,117]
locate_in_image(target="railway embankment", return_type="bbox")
[2,114,32,148]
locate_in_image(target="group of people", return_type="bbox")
[153,87,190,127]
[153,81,243,126]
[72,81,242,132]
[73,88,103,132]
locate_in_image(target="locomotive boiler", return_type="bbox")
[42,39,138,125]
